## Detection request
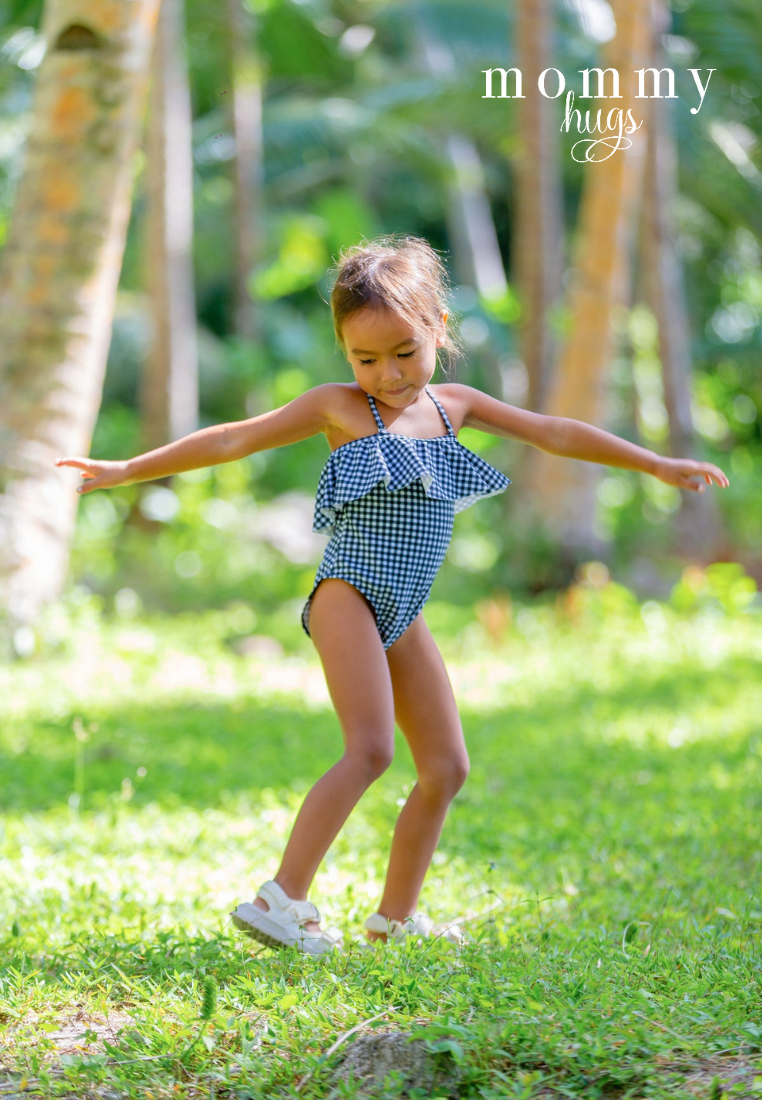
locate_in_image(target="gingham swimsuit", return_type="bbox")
[301,387,511,650]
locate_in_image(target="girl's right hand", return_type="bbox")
[652,455,729,493]
[55,457,131,495]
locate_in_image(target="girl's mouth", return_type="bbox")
[384,386,408,396]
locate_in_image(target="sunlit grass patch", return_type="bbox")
[1,601,761,1097]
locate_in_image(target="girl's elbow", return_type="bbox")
[222,424,258,463]
[532,415,566,455]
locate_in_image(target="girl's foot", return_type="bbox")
[365,911,434,943]
[231,880,342,956]
[365,911,464,944]
[251,893,320,933]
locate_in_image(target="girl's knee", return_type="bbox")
[419,752,470,801]
[345,738,394,783]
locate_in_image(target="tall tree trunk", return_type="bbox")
[225,0,264,340]
[444,132,509,302]
[0,0,161,638]
[640,0,726,558]
[443,130,510,398]
[141,0,198,453]
[418,33,507,300]
[514,0,564,413]
[520,0,652,558]
[418,31,507,397]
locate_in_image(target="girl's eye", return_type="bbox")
[398,350,416,359]
[359,359,375,366]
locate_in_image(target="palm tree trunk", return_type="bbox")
[0,0,161,637]
[520,0,652,558]
[417,31,507,398]
[226,0,264,341]
[444,132,509,302]
[141,0,198,453]
[417,33,507,300]
[514,0,564,413]
[443,131,509,398]
[640,0,726,559]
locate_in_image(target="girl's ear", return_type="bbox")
[435,309,449,348]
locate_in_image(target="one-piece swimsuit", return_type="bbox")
[301,386,511,650]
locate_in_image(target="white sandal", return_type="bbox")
[230,880,343,956]
[365,911,464,944]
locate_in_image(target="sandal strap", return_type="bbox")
[365,913,394,934]
[317,926,344,945]
[258,880,321,924]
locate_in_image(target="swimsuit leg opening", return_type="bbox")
[304,577,383,645]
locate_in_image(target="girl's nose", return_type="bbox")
[380,360,403,380]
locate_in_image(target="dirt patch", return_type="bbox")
[1,1004,137,1098]
[40,1006,137,1057]
[510,1054,762,1099]
[661,1054,762,1097]
[3,1004,136,1061]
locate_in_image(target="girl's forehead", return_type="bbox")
[342,306,422,348]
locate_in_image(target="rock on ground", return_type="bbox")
[329,1031,463,1099]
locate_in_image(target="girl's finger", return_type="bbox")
[56,458,94,469]
[708,466,729,486]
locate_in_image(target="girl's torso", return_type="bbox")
[311,386,511,539]
[323,383,465,453]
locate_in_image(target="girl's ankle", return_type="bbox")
[273,877,309,901]
[254,883,321,933]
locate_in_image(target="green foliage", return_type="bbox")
[18,40,762,634]
[670,560,758,614]
[252,214,330,300]
[4,0,759,581]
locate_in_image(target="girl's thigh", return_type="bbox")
[308,579,396,754]
[385,614,468,780]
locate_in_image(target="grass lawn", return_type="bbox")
[1,594,761,1099]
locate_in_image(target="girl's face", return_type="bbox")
[341,306,446,407]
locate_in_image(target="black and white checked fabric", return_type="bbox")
[301,388,510,650]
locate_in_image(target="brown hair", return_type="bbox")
[330,235,462,373]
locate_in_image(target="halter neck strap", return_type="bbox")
[366,393,387,433]
[366,388,455,437]
[425,387,455,436]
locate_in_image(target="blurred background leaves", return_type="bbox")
[0,0,759,640]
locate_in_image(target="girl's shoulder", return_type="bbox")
[319,383,380,451]
[317,382,372,418]
[428,383,478,433]
[305,382,364,418]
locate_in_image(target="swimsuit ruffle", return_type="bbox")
[313,433,511,535]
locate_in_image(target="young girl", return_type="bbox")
[56,236,728,955]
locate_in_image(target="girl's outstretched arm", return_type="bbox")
[445,384,729,493]
[56,385,337,495]
[550,416,729,492]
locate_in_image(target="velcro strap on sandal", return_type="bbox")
[318,925,343,945]
[258,880,321,924]
[288,898,321,923]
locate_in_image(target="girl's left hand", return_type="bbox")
[653,456,729,493]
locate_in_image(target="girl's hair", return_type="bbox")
[330,235,462,373]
